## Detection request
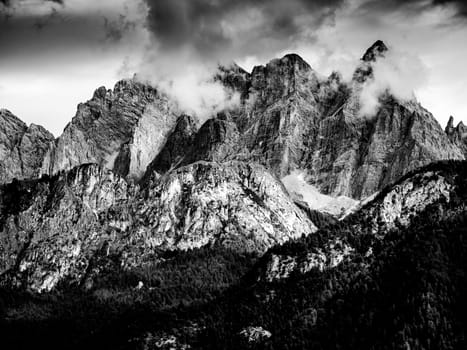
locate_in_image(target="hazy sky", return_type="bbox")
[1,0,466,136]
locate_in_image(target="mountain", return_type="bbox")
[40,80,179,180]
[0,41,461,202]
[0,109,54,184]
[157,42,463,199]
[0,39,464,291]
[1,41,467,350]
[229,42,463,199]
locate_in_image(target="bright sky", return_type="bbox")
[1,0,466,136]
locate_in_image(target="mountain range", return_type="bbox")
[0,41,466,349]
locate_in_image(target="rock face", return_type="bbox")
[445,115,467,155]
[144,113,244,182]
[143,114,198,176]
[0,109,54,184]
[40,79,179,180]
[0,161,315,292]
[218,41,464,199]
[136,161,315,253]
[0,164,133,292]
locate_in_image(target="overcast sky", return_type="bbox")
[1,0,466,136]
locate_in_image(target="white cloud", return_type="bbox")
[1,0,467,135]
[292,0,467,126]
[136,46,241,126]
[358,49,428,117]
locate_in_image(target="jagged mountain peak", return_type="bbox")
[0,108,26,127]
[445,115,467,155]
[215,62,251,96]
[218,62,249,75]
[280,53,311,68]
[445,115,467,136]
[1,41,463,200]
[0,109,54,184]
[92,78,161,102]
[40,77,179,180]
[352,40,389,83]
[446,115,466,130]
[448,115,455,125]
[255,52,313,73]
[362,39,388,62]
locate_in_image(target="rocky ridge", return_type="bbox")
[233,42,463,198]
[0,41,464,202]
[0,161,315,292]
[260,160,463,282]
[0,109,54,184]
[40,80,179,180]
[155,41,464,199]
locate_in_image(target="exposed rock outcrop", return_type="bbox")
[260,160,464,283]
[0,161,315,292]
[445,115,467,155]
[0,109,54,184]
[0,164,133,292]
[40,79,179,180]
[135,161,315,253]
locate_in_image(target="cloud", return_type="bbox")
[359,0,467,19]
[136,48,241,126]
[142,0,345,63]
[357,48,428,117]
[136,0,347,124]
[1,0,467,135]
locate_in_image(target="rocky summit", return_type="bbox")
[39,80,179,180]
[1,41,467,350]
[445,115,467,155]
[0,109,54,184]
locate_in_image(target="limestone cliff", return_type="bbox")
[40,79,179,180]
[153,42,463,199]
[0,161,315,292]
[0,109,54,184]
[228,41,464,198]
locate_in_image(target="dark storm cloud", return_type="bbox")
[433,0,467,16]
[142,0,346,62]
[361,0,467,18]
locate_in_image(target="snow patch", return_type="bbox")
[281,170,357,217]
